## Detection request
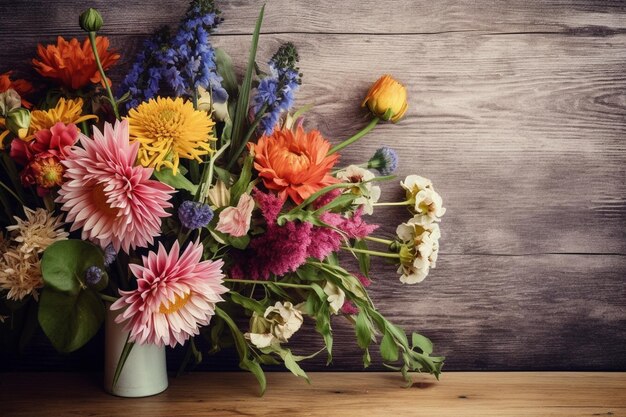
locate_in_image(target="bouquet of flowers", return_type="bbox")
[0,0,446,393]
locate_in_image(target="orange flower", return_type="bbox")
[32,36,120,90]
[250,126,340,204]
[0,71,34,108]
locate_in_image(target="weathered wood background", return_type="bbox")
[1,0,625,372]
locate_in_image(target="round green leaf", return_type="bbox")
[41,240,105,295]
[38,288,105,353]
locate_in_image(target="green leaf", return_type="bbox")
[215,48,238,98]
[280,348,310,383]
[230,5,265,158]
[38,288,105,353]
[411,332,434,355]
[363,348,371,368]
[354,239,370,277]
[112,334,134,388]
[230,292,266,315]
[355,312,372,349]
[380,330,399,362]
[230,154,253,204]
[216,306,267,395]
[241,358,267,396]
[41,240,105,295]
[153,168,198,194]
[313,193,358,213]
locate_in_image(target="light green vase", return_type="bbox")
[103,306,169,397]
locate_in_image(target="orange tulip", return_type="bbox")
[32,36,119,90]
[250,126,340,204]
[362,74,408,122]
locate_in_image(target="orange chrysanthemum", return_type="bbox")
[249,126,340,204]
[32,36,120,90]
[0,71,34,108]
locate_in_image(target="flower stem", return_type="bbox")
[224,279,310,289]
[0,179,25,206]
[99,293,118,303]
[341,246,399,258]
[364,236,394,245]
[328,117,379,155]
[88,31,119,120]
[372,200,411,207]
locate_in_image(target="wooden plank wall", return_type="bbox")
[0,0,625,371]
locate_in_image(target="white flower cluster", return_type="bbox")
[395,175,445,284]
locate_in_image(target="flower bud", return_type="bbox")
[84,265,108,291]
[79,8,103,32]
[0,89,22,116]
[361,74,408,122]
[6,108,31,140]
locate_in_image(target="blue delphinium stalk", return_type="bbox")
[119,28,170,111]
[162,0,227,103]
[368,146,399,175]
[252,42,302,135]
[178,200,214,230]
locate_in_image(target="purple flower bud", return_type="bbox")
[85,266,104,286]
[368,146,398,176]
[178,200,214,230]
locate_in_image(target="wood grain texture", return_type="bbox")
[1,1,625,371]
[3,372,626,417]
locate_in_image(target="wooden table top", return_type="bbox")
[2,372,625,416]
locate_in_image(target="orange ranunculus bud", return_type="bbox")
[361,74,408,122]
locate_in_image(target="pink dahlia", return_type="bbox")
[111,241,227,347]
[56,120,175,253]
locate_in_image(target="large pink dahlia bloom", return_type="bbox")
[111,241,227,347]
[56,120,175,253]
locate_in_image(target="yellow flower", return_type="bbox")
[126,97,216,175]
[361,74,408,122]
[30,97,97,134]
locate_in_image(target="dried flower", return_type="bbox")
[6,207,68,255]
[0,249,43,301]
[245,301,303,348]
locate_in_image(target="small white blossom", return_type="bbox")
[323,281,346,314]
[395,221,441,284]
[336,165,381,215]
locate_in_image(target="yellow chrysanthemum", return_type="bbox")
[29,97,97,134]
[126,97,216,175]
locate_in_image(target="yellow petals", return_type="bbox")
[126,97,216,175]
[30,97,97,133]
[362,74,408,122]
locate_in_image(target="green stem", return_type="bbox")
[196,140,230,203]
[373,201,411,207]
[0,179,25,206]
[99,293,118,303]
[340,246,399,259]
[364,236,394,245]
[328,117,379,155]
[192,88,199,110]
[88,31,119,120]
[224,279,310,289]
[226,103,267,171]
